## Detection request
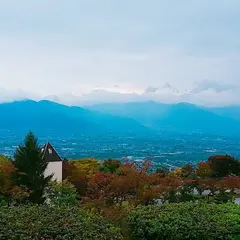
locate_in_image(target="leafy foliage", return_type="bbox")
[0,205,123,240]
[0,155,15,199]
[85,160,166,208]
[99,159,121,173]
[63,158,100,197]
[44,180,78,206]
[72,158,100,175]
[127,203,240,240]
[9,186,31,205]
[180,164,195,178]
[156,167,170,177]
[196,161,213,178]
[208,155,240,177]
[14,132,52,203]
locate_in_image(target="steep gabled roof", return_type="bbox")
[42,142,62,162]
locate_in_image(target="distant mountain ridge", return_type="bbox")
[1,100,240,136]
[209,106,240,121]
[88,101,240,135]
[0,100,148,135]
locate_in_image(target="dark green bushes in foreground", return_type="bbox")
[0,205,123,240]
[0,202,239,240]
[127,202,240,240]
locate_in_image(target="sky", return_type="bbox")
[0,0,240,106]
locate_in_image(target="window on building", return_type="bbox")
[48,148,52,154]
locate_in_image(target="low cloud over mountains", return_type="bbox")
[1,79,239,107]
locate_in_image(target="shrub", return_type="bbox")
[44,180,78,206]
[63,158,100,197]
[99,159,121,173]
[208,155,240,177]
[0,155,15,198]
[0,205,123,240]
[127,202,240,240]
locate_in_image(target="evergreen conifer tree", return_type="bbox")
[14,132,52,203]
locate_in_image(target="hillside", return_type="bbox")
[0,100,148,135]
[88,101,169,127]
[209,106,240,120]
[154,103,240,134]
[88,101,240,135]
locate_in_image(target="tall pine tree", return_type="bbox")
[14,132,52,203]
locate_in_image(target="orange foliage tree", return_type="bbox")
[85,160,182,208]
[63,155,240,212]
[218,176,240,193]
[63,158,100,197]
[0,155,15,198]
[196,162,213,178]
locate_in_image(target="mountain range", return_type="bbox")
[1,100,240,136]
[88,101,240,136]
[0,100,148,135]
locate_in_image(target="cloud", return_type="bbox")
[42,84,240,107]
[1,38,240,99]
[0,88,39,103]
[2,82,239,107]
[45,90,142,106]
[0,0,240,106]
[191,80,239,94]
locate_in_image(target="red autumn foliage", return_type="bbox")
[0,156,16,196]
[196,162,213,178]
[218,175,240,192]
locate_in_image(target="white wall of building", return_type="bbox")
[45,161,62,182]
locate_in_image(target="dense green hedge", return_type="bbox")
[0,205,123,240]
[1,203,239,240]
[127,202,240,240]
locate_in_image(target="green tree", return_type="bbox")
[44,180,78,206]
[14,132,52,203]
[181,164,195,178]
[208,155,240,178]
[99,159,121,173]
[156,167,170,177]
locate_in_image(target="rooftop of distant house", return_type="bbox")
[42,142,62,162]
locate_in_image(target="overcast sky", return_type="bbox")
[0,0,240,106]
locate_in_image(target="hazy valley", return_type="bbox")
[1,100,240,167]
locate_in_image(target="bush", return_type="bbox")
[44,180,78,206]
[0,205,123,240]
[99,159,121,173]
[208,155,240,177]
[127,202,240,240]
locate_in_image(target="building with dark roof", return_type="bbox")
[43,142,63,182]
